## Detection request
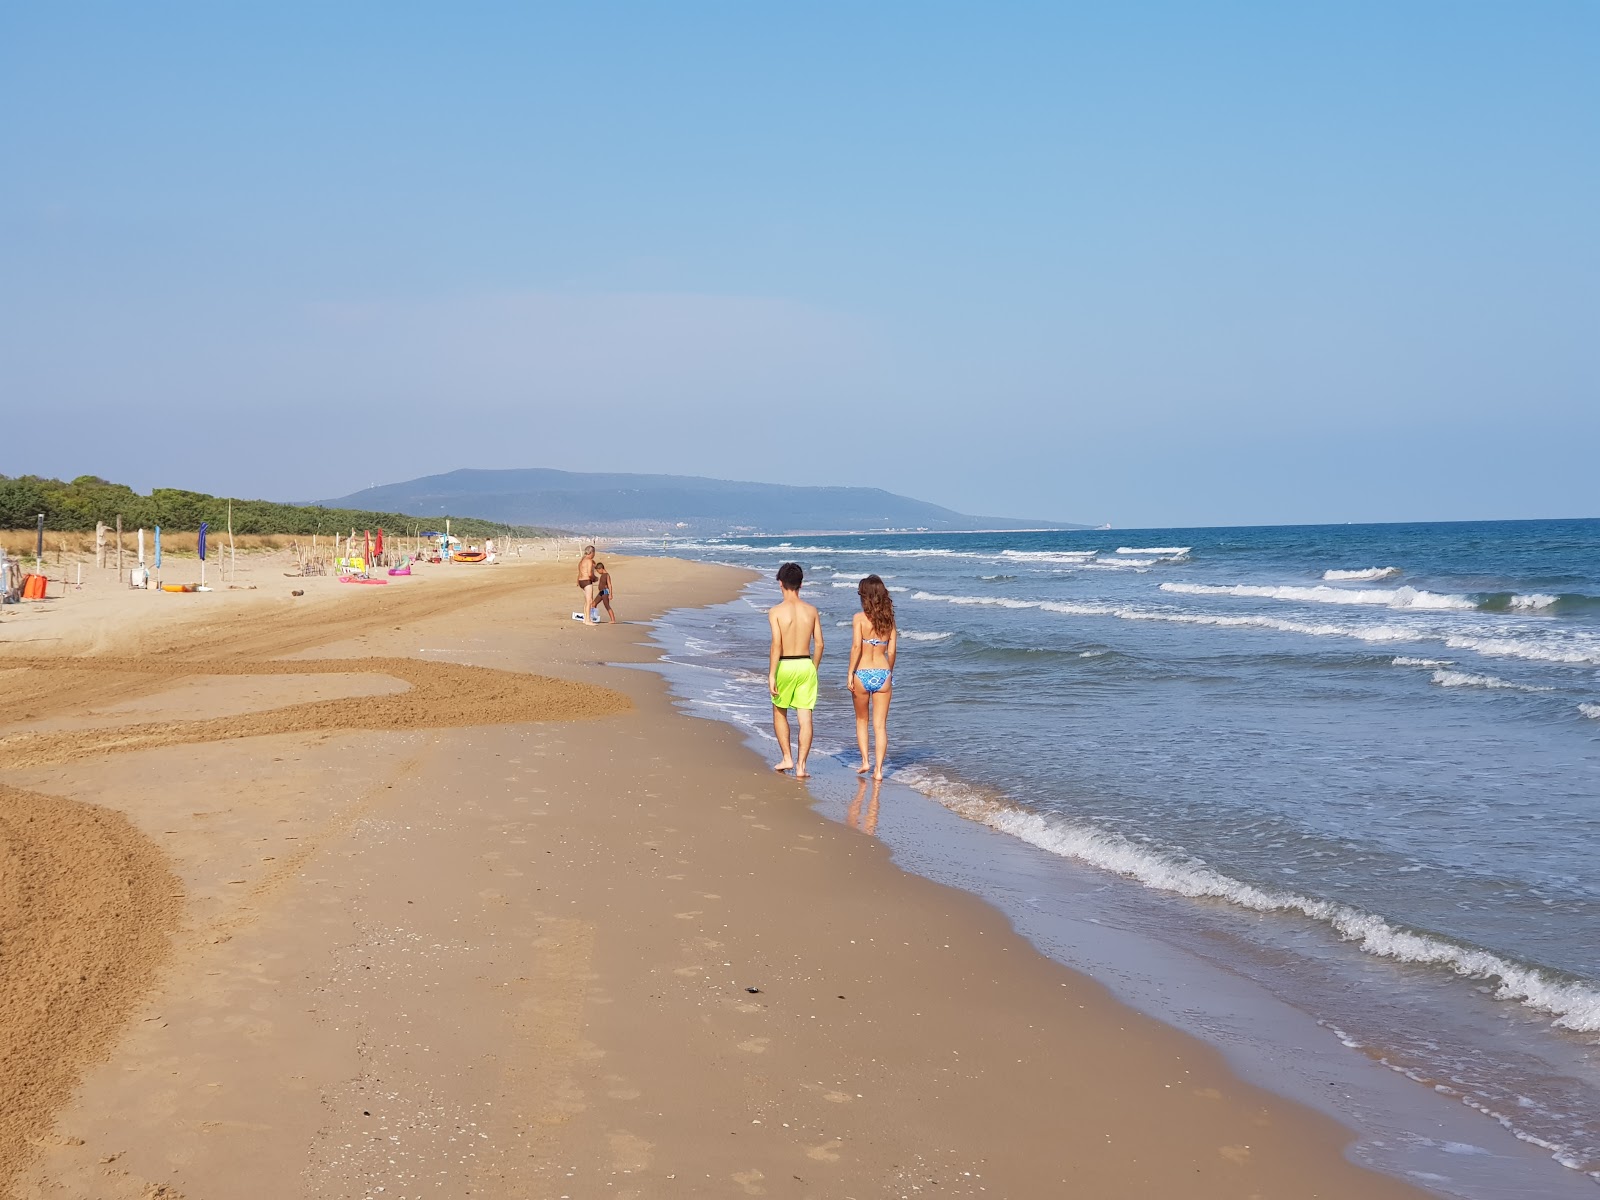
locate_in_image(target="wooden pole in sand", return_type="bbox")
[227,500,235,584]
[115,515,123,582]
[96,521,107,569]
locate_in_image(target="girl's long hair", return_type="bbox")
[858,574,895,637]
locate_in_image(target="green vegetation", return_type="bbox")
[0,474,559,538]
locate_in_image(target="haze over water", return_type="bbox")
[632,517,1600,1190]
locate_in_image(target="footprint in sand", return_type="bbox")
[1219,1144,1252,1164]
[806,1138,844,1162]
[737,1036,770,1054]
[607,1130,653,1171]
[732,1169,766,1195]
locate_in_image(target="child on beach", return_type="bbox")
[848,574,898,780]
[592,562,617,624]
[767,562,823,778]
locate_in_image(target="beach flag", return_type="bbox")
[154,526,162,570]
[198,522,208,561]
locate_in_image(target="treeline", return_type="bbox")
[0,475,558,539]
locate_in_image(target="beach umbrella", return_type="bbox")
[198,521,208,586]
[138,527,145,565]
[375,527,384,557]
[154,526,162,571]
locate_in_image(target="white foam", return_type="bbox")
[1097,556,1159,567]
[999,549,1099,563]
[1393,656,1453,667]
[1117,546,1191,555]
[900,630,953,642]
[908,590,1600,676]
[889,765,1600,1033]
[1580,704,1600,720]
[910,590,1417,644]
[1509,593,1559,610]
[1443,635,1600,667]
[1161,581,1477,610]
[1430,670,1553,694]
[1324,567,1402,581]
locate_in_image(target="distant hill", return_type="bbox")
[321,469,1080,536]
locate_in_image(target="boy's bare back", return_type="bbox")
[768,595,821,658]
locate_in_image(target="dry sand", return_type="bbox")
[0,553,1429,1198]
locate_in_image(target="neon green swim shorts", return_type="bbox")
[772,657,818,710]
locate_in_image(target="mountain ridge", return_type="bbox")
[320,468,1081,536]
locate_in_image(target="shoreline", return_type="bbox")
[3,552,1432,1197]
[643,579,1600,1199]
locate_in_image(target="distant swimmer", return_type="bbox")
[848,574,898,780]
[767,562,823,778]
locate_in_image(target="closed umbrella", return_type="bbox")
[198,521,208,587]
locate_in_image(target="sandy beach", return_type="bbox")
[0,551,1431,1199]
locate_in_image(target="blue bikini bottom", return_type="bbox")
[855,668,891,694]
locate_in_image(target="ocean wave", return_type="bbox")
[900,630,953,642]
[1393,656,1454,667]
[1161,581,1477,610]
[890,765,1600,1033]
[1324,567,1402,581]
[910,590,1420,644]
[1095,556,1158,567]
[1475,591,1600,615]
[1443,635,1600,667]
[1580,704,1600,720]
[999,549,1099,563]
[1430,670,1554,694]
[915,592,1600,668]
[909,590,1600,669]
[1117,546,1191,556]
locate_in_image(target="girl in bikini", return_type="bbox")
[847,574,898,780]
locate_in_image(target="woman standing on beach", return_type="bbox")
[848,575,898,780]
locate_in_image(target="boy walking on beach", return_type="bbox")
[767,562,823,778]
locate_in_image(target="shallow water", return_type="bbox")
[626,519,1600,1191]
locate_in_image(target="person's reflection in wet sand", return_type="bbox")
[846,776,881,837]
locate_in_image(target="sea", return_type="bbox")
[620,519,1600,1197]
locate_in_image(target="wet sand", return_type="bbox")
[0,554,1429,1198]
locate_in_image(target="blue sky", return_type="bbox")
[3,3,1595,527]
